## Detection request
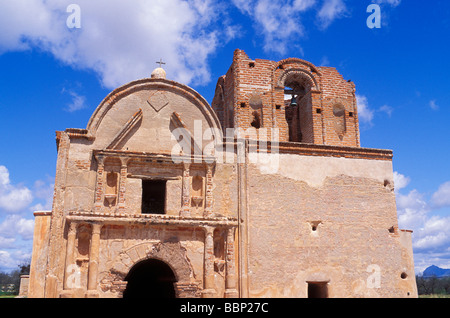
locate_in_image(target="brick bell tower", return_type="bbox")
[212,49,360,147]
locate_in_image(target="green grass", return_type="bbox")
[419,294,450,298]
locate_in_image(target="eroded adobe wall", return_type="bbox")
[245,153,416,298]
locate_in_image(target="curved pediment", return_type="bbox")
[82,78,222,155]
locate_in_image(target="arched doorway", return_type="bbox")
[123,258,177,298]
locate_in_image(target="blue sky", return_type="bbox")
[0,0,449,275]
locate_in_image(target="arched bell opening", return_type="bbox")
[284,76,308,142]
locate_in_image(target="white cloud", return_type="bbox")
[379,105,393,117]
[413,216,450,252]
[0,214,34,271]
[373,0,401,7]
[33,179,54,201]
[250,0,316,54]
[319,56,330,66]
[27,178,54,213]
[232,0,349,54]
[429,99,439,111]
[0,215,35,241]
[431,181,450,209]
[0,167,9,187]
[0,0,354,83]
[231,0,252,14]
[393,171,410,194]
[0,166,33,213]
[0,0,57,52]
[0,170,52,271]
[63,89,87,112]
[0,0,236,88]
[397,189,429,231]
[0,237,15,249]
[395,176,450,272]
[355,98,394,126]
[0,249,32,272]
[0,167,53,214]
[0,250,16,270]
[317,0,347,29]
[355,94,374,125]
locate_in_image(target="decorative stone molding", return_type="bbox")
[275,57,321,75]
[147,91,169,112]
[102,241,198,298]
[276,67,320,91]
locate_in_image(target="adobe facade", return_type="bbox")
[27,49,417,298]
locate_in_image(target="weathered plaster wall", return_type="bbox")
[245,154,416,297]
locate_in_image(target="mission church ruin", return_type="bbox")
[26,49,417,298]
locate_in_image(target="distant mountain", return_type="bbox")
[423,265,450,278]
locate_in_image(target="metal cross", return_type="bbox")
[156,58,166,68]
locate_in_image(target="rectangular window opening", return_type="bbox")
[307,282,329,298]
[141,180,166,215]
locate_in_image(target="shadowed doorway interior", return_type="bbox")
[123,259,177,298]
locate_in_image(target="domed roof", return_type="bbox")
[151,67,166,79]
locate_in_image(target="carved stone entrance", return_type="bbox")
[102,241,200,298]
[123,258,176,298]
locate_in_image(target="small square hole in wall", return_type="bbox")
[349,112,354,117]
[249,62,255,68]
[276,105,281,110]
[240,102,246,108]
[311,221,321,233]
[316,108,322,114]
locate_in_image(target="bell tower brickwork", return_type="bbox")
[212,49,360,147]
